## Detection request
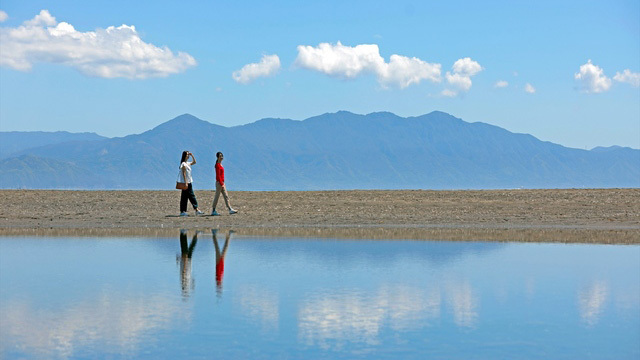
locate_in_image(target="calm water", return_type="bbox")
[0,232,639,360]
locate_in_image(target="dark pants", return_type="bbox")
[180,183,198,212]
[180,230,198,257]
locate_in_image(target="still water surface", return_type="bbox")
[1,232,638,359]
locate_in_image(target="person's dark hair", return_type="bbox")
[216,152,223,159]
[180,151,188,165]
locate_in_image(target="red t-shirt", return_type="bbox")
[215,162,225,184]
[216,259,224,285]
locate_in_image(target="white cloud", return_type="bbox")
[0,10,8,22]
[441,89,458,97]
[574,60,611,93]
[446,72,473,91]
[494,80,508,88]
[295,41,441,88]
[444,57,483,95]
[24,9,56,26]
[295,42,381,78]
[524,83,536,93]
[451,57,483,77]
[613,69,640,87]
[232,54,281,84]
[0,10,196,79]
[378,54,441,88]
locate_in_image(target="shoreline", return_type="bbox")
[3,189,639,244]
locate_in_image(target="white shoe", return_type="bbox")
[229,209,238,215]
[195,210,204,215]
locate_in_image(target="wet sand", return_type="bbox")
[2,189,639,243]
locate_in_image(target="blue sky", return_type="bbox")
[0,0,638,149]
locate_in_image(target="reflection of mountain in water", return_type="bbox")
[232,239,506,266]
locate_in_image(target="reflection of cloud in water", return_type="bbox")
[298,285,440,349]
[386,286,441,331]
[0,290,185,359]
[614,287,640,315]
[235,285,279,332]
[448,281,478,328]
[578,280,608,326]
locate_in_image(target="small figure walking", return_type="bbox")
[211,151,238,215]
[179,151,204,216]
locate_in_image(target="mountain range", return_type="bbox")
[1,111,638,190]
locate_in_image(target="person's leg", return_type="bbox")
[212,229,221,261]
[212,181,222,211]
[220,186,232,210]
[188,233,198,257]
[187,183,199,210]
[221,231,231,258]
[180,189,188,213]
[180,230,188,253]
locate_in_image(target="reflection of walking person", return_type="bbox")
[211,152,238,215]
[179,151,204,216]
[212,229,232,297]
[178,229,198,298]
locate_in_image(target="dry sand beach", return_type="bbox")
[1,189,638,243]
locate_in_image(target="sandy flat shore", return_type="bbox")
[1,189,639,243]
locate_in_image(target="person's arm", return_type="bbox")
[190,153,196,165]
[182,166,187,183]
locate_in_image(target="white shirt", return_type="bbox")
[179,162,193,183]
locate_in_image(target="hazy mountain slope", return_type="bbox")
[0,131,107,159]
[0,155,109,189]
[1,111,638,189]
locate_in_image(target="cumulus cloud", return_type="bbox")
[295,41,441,88]
[451,57,483,77]
[295,42,380,79]
[443,57,483,96]
[0,10,197,79]
[613,69,640,87]
[232,54,281,84]
[494,80,508,88]
[524,83,536,93]
[0,10,8,22]
[379,54,441,88]
[574,60,611,93]
[441,89,458,97]
[446,72,473,91]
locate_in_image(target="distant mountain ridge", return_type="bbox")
[0,131,107,159]
[1,111,638,190]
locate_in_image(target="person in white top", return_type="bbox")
[179,151,204,216]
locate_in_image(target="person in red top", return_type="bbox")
[211,151,238,215]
